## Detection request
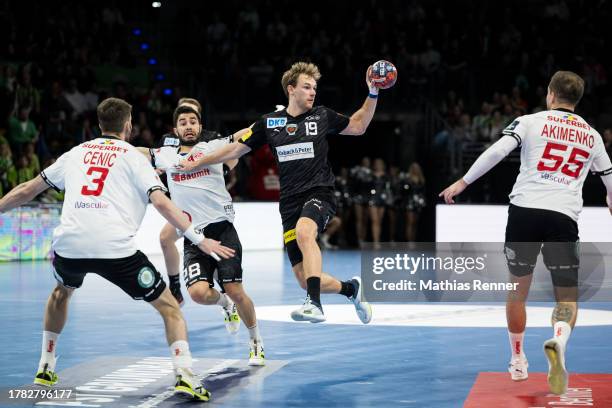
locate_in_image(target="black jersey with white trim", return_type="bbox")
[239,106,350,199]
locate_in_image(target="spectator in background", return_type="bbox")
[350,157,372,248]
[8,106,38,155]
[75,117,96,144]
[0,143,15,196]
[401,162,426,242]
[368,158,391,249]
[488,110,506,142]
[14,155,34,186]
[24,142,40,174]
[63,78,87,119]
[472,102,493,141]
[15,69,41,114]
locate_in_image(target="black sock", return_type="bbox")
[340,280,356,298]
[169,274,180,287]
[306,277,321,306]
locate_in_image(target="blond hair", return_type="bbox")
[281,62,321,98]
[549,71,584,106]
[177,97,202,113]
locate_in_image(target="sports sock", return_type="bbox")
[170,340,193,370]
[38,331,59,372]
[247,324,262,342]
[508,331,525,358]
[306,277,321,306]
[340,280,356,298]
[553,321,572,347]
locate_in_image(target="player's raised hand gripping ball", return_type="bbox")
[369,60,397,90]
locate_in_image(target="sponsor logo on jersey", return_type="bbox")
[137,267,155,288]
[100,139,115,145]
[305,115,320,121]
[540,172,571,186]
[74,201,110,209]
[267,117,287,128]
[275,142,315,162]
[164,138,180,147]
[224,203,235,217]
[171,169,211,182]
[546,114,591,130]
[286,124,298,135]
[284,229,296,243]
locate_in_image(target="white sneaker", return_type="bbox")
[221,296,240,335]
[349,276,372,324]
[290,296,326,323]
[508,355,529,381]
[248,339,265,366]
[544,338,568,395]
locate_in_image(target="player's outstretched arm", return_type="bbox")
[341,66,378,136]
[177,141,251,172]
[439,136,519,204]
[0,176,49,213]
[149,190,236,259]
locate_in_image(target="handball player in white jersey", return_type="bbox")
[148,105,264,365]
[440,71,612,395]
[0,97,236,401]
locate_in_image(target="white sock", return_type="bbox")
[170,340,192,372]
[553,321,572,347]
[247,324,262,342]
[39,331,59,372]
[216,292,230,308]
[508,331,525,359]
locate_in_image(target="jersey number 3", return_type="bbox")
[537,142,590,179]
[81,166,110,196]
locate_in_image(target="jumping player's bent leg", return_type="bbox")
[224,282,265,366]
[160,222,184,306]
[34,284,74,387]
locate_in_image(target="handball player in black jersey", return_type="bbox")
[178,61,385,323]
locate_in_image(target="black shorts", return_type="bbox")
[504,204,579,287]
[280,187,336,266]
[183,221,242,289]
[52,251,166,302]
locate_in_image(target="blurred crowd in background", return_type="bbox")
[1,0,612,243]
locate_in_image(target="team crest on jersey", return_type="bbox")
[100,139,115,145]
[563,114,577,121]
[286,124,298,135]
[267,117,287,128]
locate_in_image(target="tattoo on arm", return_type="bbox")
[552,303,574,323]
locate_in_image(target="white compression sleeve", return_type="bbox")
[463,136,519,184]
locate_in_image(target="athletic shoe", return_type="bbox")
[170,281,184,308]
[221,296,240,334]
[508,355,529,381]
[349,276,372,324]
[544,338,568,395]
[174,368,211,401]
[290,295,326,323]
[248,339,265,366]
[33,363,58,387]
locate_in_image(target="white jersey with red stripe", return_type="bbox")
[152,138,235,231]
[41,136,165,258]
[504,109,611,221]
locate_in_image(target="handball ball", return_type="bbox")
[369,60,397,89]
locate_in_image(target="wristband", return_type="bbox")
[368,93,379,99]
[184,224,205,245]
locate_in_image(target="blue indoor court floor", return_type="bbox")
[1,250,611,407]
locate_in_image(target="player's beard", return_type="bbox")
[180,131,199,146]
